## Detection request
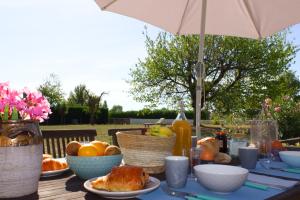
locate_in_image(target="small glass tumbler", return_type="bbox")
[189,147,201,180]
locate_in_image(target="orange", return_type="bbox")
[78,144,98,156]
[66,141,82,156]
[90,141,107,156]
[272,140,283,149]
[200,150,215,161]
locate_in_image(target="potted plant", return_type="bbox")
[0,82,51,198]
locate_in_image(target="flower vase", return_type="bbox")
[0,120,43,198]
[249,120,279,161]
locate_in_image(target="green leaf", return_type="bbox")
[11,107,18,120]
[3,105,9,121]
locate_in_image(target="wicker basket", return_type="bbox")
[116,131,176,174]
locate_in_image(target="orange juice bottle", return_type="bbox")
[172,101,192,158]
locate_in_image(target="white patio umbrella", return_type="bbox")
[94,0,300,139]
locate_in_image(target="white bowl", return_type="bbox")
[279,151,300,167]
[194,164,248,193]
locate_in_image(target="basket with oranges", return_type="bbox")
[66,140,122,179]
[66,140,121,157]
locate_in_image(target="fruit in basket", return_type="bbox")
[78,144,98,156]
[66,141,82,156]
[66,140,121,157]
[91,141,107,156]
[104,145,121,156]
[149,125,173,137]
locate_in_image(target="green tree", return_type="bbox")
[68,84,89,106]
[87,92,107,125]
[129,32,298,117]
[102,100,108,109]
[110,105,123,113]
[38,73,64,107]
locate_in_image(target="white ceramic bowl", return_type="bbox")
[279,151,300,167]
[194,164,248,193]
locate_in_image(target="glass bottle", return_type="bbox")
[172,101,192,158]
[215,130,228,153]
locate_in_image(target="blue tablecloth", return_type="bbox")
[250,161,300,180]
[140,178,283,200]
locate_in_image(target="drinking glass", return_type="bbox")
[165,156,189,188]
[189,147,201,180]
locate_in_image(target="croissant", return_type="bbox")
[91,166,149,192]
[42,158,68,171]
[43,154,53,160]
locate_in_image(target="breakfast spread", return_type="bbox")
[66,140,121,157]
[91,166,149,192]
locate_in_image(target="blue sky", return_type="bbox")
[0,0,299,111]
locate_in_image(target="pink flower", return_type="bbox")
[274,106,281,112]
[0,82,51,122]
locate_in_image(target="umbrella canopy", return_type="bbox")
[95,0,300,138]
[95,0,300,38]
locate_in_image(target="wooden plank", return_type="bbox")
[39,191,86,200]
[46,138,51,155]
[62,137,67,157]
[56,138,62,158]
[41,129,97,158]
[50,137,56,158]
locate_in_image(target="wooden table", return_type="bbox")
[3,170,300,200]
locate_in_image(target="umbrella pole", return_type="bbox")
[196,0,207,140]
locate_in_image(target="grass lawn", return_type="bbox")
[40,123,251,144]
[40,124,145,143]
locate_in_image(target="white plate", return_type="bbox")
[41,158,69,178]
[84,176,160,199]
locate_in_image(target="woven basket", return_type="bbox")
[116,131,176,174]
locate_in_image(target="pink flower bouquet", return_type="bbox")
[0,82,51,122]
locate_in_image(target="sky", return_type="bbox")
[0,0,299,111]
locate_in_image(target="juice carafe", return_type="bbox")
[172,101,192,157]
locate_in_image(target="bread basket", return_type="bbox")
[116,131,176,174]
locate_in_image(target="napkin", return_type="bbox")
[247,173,299,188]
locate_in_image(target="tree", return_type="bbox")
[68,84,89,106]
[38,73,64,107]
[102,100,108,109]
[87,92,107,125]
[110,105,123,113]
[129,32,298,117]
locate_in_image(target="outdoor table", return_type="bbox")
[4,170,300,200]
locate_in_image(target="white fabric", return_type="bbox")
[95,0,300,39]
